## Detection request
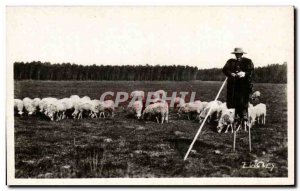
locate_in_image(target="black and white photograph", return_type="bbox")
[6,6,294,186]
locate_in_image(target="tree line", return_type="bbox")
[197,62,287,83]
[13,61,287,83]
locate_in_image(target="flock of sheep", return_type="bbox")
[14,90,266,133]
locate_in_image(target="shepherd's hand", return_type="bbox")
[237,72,245,78]
[231,73,236,77]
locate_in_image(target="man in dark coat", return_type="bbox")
[223,48,254,121]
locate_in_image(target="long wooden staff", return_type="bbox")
[184,77,228,160]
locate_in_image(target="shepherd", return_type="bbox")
[222,48,254,126]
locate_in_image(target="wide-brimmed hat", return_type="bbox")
[231,47,247,54]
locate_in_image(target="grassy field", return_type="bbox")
[14,80,288,178]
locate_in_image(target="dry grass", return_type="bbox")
[14,81,287,178]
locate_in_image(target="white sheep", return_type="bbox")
[248,103,266,125]
[32,98,41,109]
[14,99,24,115]
[72,96,92,118]
[39,97,58,113]
[142,102,169,124]
[72,99,95,119]
[23,97,36,115]
[178,101,206,120]
[127,100,143,119]
[217,108,235,133]
[100,100,115,118]
[46,100,67,121]
[56,98,75,119]
[89,99,102,118]
[198,100,221,124]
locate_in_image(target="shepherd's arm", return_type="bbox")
[244,60,254,78]
[222,60,232,77]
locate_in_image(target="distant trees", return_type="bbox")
[13,61,287,83]
[196,63,287,83]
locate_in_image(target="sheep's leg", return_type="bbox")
[195,113,199,120]
[89,111,93,118]
[72,111,77,119]
[231,124,233,133]
[56,112,60,121]
[187,113,190,120]
[240,120,247,132]
[263,114,265,125]
[156,116,159,123]
[111,111,114,118]
[166,113,169,123]
[235,122,241,132]
[225,125,229,133]
[161,115,164,124]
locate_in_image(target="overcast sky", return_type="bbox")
[7,6,293,69]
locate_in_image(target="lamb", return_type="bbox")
[46,100,67,121]
[127,100,143,119]
[22,97,37,115]
[57,98,75,119]
[39,97,58,113]
[72,98,98,119]
[130,91,145,100]
[178,101,206,120]
[217,108,235,133]
[88,99,102,118]
[142,102,169,124]
[198,100,221,124]
[72,96,93,118]
[100,100,115,118]
[32,98,41,109]
[248,103,266,125]
[14,99,24,115]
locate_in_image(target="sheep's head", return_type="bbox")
[217,119,226,133]
[47,112,55,121]
[27,106,36,115]
[217,114,231,133]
